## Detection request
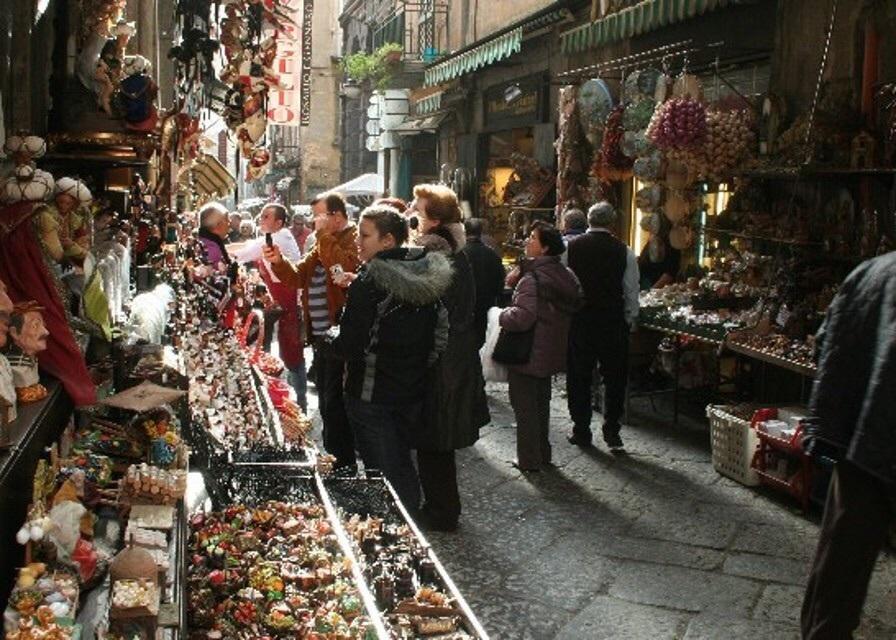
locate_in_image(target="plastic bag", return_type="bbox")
[480,307,509,383]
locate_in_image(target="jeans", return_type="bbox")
[312,341,355,469]
[344,395,421,511]
[287,364,307,412]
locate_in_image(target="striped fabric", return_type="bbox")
[308,263,331,336]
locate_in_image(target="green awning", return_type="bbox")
[424,27,522,86]
[560,0,735,55]
[415,92,443,115]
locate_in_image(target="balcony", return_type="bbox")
[371,1,448,63]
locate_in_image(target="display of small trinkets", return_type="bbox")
[121,463,187,506]
[4,565,80,636]
[186,502,376,639]
[181,320,273,453]
[138,408,185,468]
[342,515,472,639]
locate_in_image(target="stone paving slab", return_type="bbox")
[555,596,690,640]
[722,552,809,586]
[752,583,804,625]
[683,614,801,640]
[607,561,763,613]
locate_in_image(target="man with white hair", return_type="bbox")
[565,201,639,451]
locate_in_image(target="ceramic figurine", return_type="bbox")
[44,177,93,264]
[0,277,15,428]
[119,55,159,132]
[5,301,50,404]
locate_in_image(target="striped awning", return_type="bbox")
[561,0,736,55]
[424,27,522,87]
[415,91,443,115]
[178,153,235,197]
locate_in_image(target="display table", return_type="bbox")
[0,380,73,611]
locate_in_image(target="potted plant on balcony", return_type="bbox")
[341,43,404,92]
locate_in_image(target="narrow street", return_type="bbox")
[313,379,896,639]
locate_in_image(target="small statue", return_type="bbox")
[119,55,159,132]
[0,277,15,426]
[41,177,93,265]
[4,301,50,404]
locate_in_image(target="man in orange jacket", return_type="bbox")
[264,192,360,469]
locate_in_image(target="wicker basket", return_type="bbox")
[707,405,760,486]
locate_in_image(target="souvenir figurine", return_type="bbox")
[0,141,96,407]
[119,55,159,132]
[44,177,93,265]
[0,277,15,429]
[5,301,50,404]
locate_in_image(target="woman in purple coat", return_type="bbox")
[500,222,583,471]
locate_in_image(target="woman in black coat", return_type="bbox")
[410,184,490,531]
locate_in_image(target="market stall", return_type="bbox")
[553,10,896,510]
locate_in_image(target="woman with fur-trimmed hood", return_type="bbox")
[409,184,491,531]
[325,205,453,511]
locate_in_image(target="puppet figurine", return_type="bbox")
[4,301,50,404]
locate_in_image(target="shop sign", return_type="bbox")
[300,0,314,126]
[484,76,544,130]
[266,0,304,126]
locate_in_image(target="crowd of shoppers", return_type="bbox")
[194,190,640,531]
[192,186,896,637]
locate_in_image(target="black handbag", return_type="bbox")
[492,271,538,365]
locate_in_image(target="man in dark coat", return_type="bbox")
[325,205,452,510]
[801,252,896,639]
[565,201,639,450]
[462,218,506,348]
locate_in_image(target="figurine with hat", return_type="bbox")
[0,135,96,407]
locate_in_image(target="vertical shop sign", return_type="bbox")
[300,0,314,126]
[217,130,228,166]
[267,0,303,125]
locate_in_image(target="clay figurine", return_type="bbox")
[42,177,93,264]
[4,301,50,404]
[0,277,15,427]
[119,55,159,132]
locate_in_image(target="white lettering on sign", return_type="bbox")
[267,0,303,125]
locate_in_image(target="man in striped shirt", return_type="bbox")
[265,192,360,470]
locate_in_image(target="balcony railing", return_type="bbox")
[371,1,448,63]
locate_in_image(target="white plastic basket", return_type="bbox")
[707,405,760,487]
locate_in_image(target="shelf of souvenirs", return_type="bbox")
[3,404,190,640]
[637,316,728,346]
[0,380,72,483]
[637,309,817,377]
[187,466,488,639]
[740,165,896,180]
[723,331,817,378]
[700,226,825,247]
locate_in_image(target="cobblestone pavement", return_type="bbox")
[307,377,896,639]
[422,380,896,640]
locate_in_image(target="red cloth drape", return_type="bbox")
[0,201,96,406]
